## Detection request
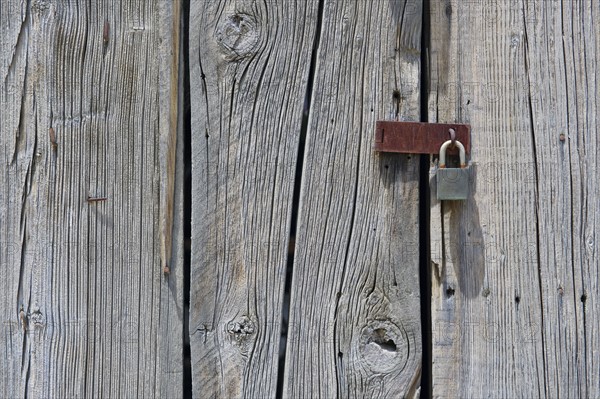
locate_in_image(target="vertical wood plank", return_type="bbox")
[429,0,599,397]
[0,0,182,397]
[284,0,423,397]
[189,1,318,396]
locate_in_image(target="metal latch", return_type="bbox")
[373,121,471,155]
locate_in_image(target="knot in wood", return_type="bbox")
[29,310,44,325]
[357,320,409,374]
[215,13,260,61]
[226,316,255,340]
[32,0,51,13]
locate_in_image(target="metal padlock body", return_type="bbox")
[437,140,469,200]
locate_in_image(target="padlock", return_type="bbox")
[437,139,469,200]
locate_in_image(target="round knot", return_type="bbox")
[357,320,410,373]
[215,13,260,61]
[226,316,255,341]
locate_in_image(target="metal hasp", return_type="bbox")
[373,121,471,154]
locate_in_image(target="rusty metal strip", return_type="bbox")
[374,121,471,154]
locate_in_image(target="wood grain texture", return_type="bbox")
[283,0,423,397]
[429,0,599,397]
[0,0,182,397]
[189,1,318,397]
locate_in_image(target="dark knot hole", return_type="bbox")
[372,328,397,352]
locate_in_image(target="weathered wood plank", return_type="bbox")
[429,0,599,397]
[189,1,318,396]
[283,0,423,397]
[0,1,182,397]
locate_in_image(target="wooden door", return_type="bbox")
[189,0,423,397]
[2,0,599,397]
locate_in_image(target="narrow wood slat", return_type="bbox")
[284,0,423,396]
[0,1,182,397]
[429,0,599,397]
[189,1,318,396]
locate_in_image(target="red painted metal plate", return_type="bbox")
[374,121,471,154]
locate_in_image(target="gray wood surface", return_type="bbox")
[189,1,318,397]
[4,0,597,396]
[283,0,423,397]
[429,0,600,397]
[0,1,183,397]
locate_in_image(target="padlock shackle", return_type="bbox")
[439,140,466,168]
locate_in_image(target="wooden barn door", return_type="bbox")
[189,0,600,397]
[189,0,423,397]
[2,0,598,397]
